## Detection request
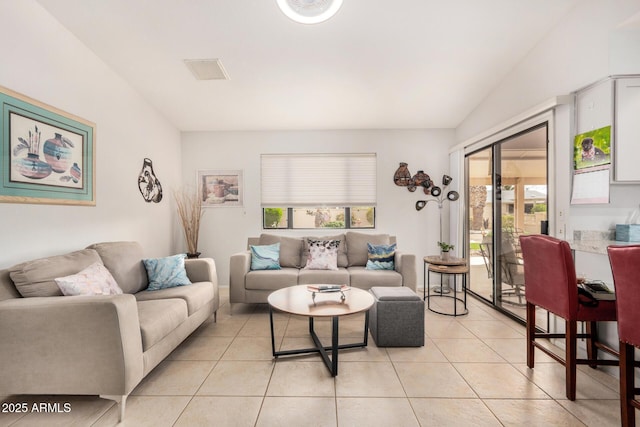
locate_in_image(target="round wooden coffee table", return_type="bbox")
[268,285,374,376]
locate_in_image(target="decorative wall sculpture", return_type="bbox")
[393,162,434,194]
[138,158,163,203]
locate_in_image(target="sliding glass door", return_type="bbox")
[466,124,548,323]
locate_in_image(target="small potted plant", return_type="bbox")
[437,241,455,261]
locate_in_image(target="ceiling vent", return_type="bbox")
[184,59,229,80]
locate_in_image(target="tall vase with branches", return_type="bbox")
[174,187,204,258]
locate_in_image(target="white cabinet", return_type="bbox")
[614,77,640,182]
[575,79,612,135]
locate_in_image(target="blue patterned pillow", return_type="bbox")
[365,242,397,270]
[143,254,192,290]
[250,243,281,271]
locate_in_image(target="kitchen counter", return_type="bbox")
[568,230,639,255]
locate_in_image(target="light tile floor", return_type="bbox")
[0,287,633,426]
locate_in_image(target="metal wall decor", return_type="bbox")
[138,158,163,203]
[393,162,436,194]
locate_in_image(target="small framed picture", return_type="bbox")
[197,169,243,207]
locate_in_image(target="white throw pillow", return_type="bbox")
[55,262,123,296]
[304,239,340,271]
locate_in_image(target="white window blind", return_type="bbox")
[261,153,377,207]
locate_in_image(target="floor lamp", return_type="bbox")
[415,175,459,293]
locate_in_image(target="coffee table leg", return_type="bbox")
[363,310,369,346]
[274,311,369,377]
[269,305,276,357]
[332,316,339,376]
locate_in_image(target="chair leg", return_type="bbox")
[586,321,598,368]
[620,341,636,427]
[566,320,577,401]
[526,302,535,368]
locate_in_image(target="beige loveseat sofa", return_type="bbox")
[230,232,416,304]
[0,241,218,421]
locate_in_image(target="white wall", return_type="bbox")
[0,1,182,268]
[181,129,455,286]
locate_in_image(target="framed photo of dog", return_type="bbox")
[574,126,611,171]
[0,86,96,206]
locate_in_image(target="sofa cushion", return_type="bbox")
[9,249,103,297]
[365,243,397,271]
[348,266,402,289]
[137,299,188,351]
[346,232,390,267]
[55,262,123,296]
[245,268,299,291]
[135,281,214,315]
[143,254,192,291]
[87,241,148,294]
[298,268,350,285]
[303,239,340,270]
[303,234,348,267]
[250,243,281,270]
[259,234,303,268]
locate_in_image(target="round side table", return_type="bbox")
[423,255,469,316]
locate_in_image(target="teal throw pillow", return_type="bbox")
[143,254,192,291]
[250,243,281,271]
[365,242,397,270]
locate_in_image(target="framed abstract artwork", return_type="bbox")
[197,169,243,207]
[0,86,95,206]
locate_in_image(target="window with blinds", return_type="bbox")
[261,153,377,229]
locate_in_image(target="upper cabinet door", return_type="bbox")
[576,79,612,135]
[614,77,640,183]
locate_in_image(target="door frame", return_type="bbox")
[460,112,555,322]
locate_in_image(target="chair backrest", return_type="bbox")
[519,234,578,319]
[607,245,640,347]
[501,236,524,286]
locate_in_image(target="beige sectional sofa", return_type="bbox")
[230,232,416,304]
[0,241,219,421]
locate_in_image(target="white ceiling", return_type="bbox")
[36,0,580,132]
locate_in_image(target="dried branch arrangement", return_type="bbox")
[174,187,204,255]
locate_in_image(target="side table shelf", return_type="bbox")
[423,256,469,317]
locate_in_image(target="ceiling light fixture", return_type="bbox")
[276,0,343,24]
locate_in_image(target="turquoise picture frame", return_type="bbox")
[0,86,95,205]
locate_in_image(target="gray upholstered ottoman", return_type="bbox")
[369,286,425,347]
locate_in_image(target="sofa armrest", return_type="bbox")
[395,251,417,292]
[185,257,220,316]
[229,251,251,303]
[0,294,144,396]
[185,257,218,284]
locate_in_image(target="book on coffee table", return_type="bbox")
[306,284,349,293]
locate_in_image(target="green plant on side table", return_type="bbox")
[437,241,455,261]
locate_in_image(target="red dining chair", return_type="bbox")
[519,234,618,400]
[608,245,640,427]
